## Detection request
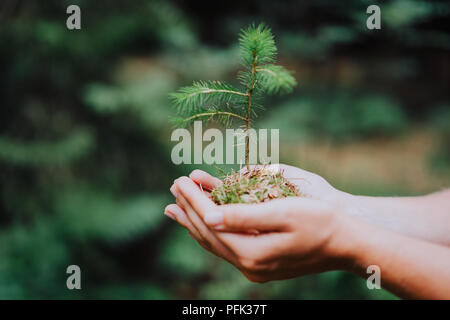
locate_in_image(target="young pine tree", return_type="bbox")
[170,23,300,204]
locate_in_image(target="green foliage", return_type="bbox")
[256,64,297,94]
[262,93,408,143]
[0,130,94,166]
[0,0,447,300]
[170,22,298,198]
[55,190,168,243]
[159,228,210,277]
[0,220,69,299]
[383,0,435,29]
[239,23,277,69]
[170,80,247,117]
[279,26,356,60]
[429,104,450,174]
[84,69,176,130]
[170,23,296,129]
[0,0,185,299]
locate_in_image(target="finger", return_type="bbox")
[176,197,203,239]
[176,192,239,265]
[164,203,177,221]
[188,232,222,258]
[188,231,211,251]
[217,231,291,264]
[190,182,213,199]
[165,204,204,240]
[170,184,178,198]
[176,191,217,241]
[175,176,219,219]
[173,181,209,211]
[204,198,291,231]
[189,169,222,191]
[174,182,211,202]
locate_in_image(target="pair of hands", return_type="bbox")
[165,164,355,283]
[166,166,450,298]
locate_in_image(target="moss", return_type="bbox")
[211,167,301,205]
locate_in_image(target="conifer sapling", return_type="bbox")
[170,23,301,204]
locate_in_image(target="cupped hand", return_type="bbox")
[188,164,348,208]
[165,174,353,283]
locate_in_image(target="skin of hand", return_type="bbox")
[174,163,352,231]
[171,165,450,246]
[165,165,450,298]
[166,175,352,283]
[180,164,450,246]
[343,190,450,246]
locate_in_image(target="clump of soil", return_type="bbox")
[211,167,301,205]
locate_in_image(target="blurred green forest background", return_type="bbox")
[0,0,449,299]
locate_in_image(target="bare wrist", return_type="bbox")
[333,189,366,219]
[326,211,365,272]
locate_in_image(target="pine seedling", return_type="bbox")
[170,23,300,204]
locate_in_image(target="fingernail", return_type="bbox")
[204,211,223,226]
[165,210,176,221]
